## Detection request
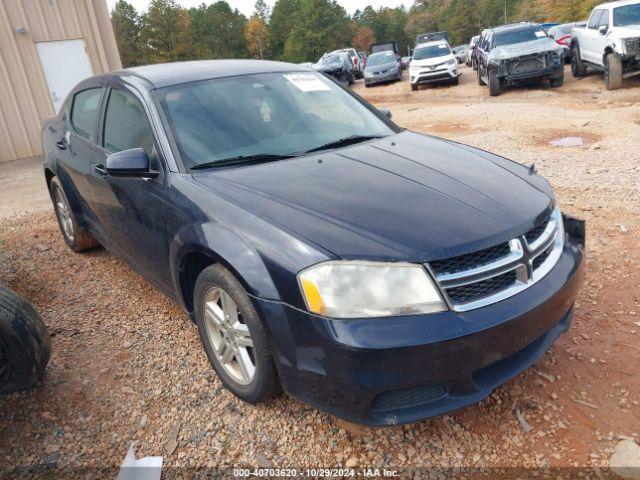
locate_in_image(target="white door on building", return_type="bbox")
[36,39,94,113]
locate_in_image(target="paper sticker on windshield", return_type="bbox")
[284,74,331,92]
[535,31,546,37]
[438,44,447,48]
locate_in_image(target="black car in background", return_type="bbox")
[476,22,565,96]
[313,53,355,85]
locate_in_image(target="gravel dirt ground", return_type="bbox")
[1,64,639,477]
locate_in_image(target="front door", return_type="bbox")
[37,40,94,113]
[89,86,172,291]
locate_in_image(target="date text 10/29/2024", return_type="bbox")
[233,468,400,478]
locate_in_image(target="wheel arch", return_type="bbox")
[171,224,282,315]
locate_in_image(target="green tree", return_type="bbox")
[140,0,190,63]
[269,0,302,58]
[283,0,351,63]
[111,0,144,67]
[446,0,480,44]
[188,1,248,59]
[254,0,271,23]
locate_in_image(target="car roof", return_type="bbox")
[121,59,308,89]
[415,40,450,48]
[490,22,540,34]
[595,0,640,9]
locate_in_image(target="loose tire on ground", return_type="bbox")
[604,53,623,91]
[571,46,587,77]
[488,70,501,96]
[50,177,99,252]
[0,283,51,394]
[194,264,281,404]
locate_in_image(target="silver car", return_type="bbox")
[364,51,402,87]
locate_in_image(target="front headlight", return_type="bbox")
[298,261,447,319]
[447,59,457,67]
[364,71,373,78]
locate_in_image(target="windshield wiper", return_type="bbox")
[190,153,298,170]
[304,135,387,154]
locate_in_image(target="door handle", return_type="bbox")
[93,164,108,176]
[55,140,67,150]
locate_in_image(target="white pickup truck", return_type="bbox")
[571,0,640,90]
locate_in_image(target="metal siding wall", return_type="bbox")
[0,0,121,163]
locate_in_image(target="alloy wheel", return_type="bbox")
[203,287,255,385]
[54,188,75,243]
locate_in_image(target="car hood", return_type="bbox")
[193,131,554,262]
[365,62,397,73]
[410,54,455,67]
[490,38,563,61]
[613,25,640,37]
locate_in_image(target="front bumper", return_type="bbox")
[255,228,584,426]
[365,71,401,85]
[410,66,459,85]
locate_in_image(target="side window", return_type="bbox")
[70,88,104,142]
[103,89,155,157]
[588,9,603,29]
[597,10,610,29]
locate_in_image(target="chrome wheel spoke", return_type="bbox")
[205,300,225,328]
[220,292,238,324]
[218,342,236,364]
[236,347,255,382]
[232,322,253,348]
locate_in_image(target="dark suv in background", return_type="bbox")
[476,22,565,96]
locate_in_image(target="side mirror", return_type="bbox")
[598,25,608,35]
[379,108,392,119]
[106,148,156,177]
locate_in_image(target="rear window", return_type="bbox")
[367,52,396,66]
[493,27,547,47]
[70,88,104,141]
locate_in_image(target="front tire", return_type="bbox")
[488,70,501,96]
[571,45,587,77]
[49,177,99,252]
[194,264,280,403]
[549,68,564,88]
[411,83,418,91]
[0,283,51,394]
[604,53,622,90]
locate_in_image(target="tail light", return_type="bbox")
[556,35,571,47]
[354,58,358,66]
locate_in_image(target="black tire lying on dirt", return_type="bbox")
[0,283,51,394]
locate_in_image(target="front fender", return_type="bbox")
[170,222,281,306]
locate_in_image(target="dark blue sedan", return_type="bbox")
[42,60,585,425]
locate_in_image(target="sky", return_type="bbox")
[105,0,408,17]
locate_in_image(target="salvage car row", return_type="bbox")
[313,0,640,97]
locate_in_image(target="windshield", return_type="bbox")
[494,27,547,47]
[367,52,396,66]
[413,44,452,60]
[157,72,394,169]
[318,55,343,67]
[613,4,640,26]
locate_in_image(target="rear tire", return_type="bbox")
[0,283,51,394]
[50,177,99,253]
[194,264,280,404]
[604,53,622,90]
[477,67,485,85]
[488,70,501,96]
[571,45,587,77]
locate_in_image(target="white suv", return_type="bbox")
[571,0,640,90]
[409,40,460,91]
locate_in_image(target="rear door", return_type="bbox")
[58,86,106,227]
[89,83,171,290]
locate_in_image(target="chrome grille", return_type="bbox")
[625,38,640,54]
[429,208,564,312]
